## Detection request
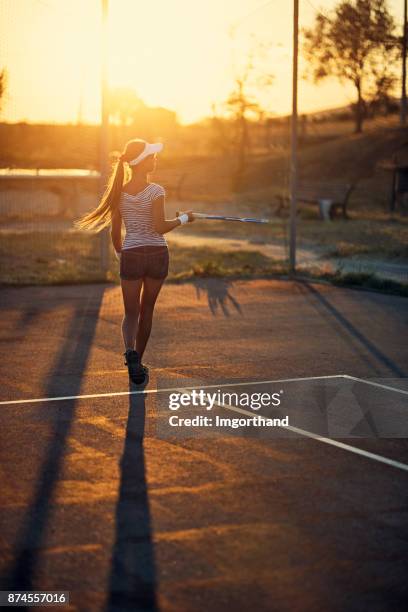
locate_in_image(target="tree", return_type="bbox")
[209,103,234,157]
[223,39,274,191]
[108,88,147,126]
[226,79,261,190]
[302,0,399,133]
[366,69,399,116]
[108,87,178,141]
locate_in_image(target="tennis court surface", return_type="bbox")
[0,279,407,611]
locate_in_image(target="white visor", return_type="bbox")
[128,142,164,166]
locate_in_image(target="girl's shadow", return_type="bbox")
[106,383,157,611]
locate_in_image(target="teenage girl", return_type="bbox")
[75,138,194,384]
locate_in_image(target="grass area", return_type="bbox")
[296,215,408,260]
[167,246,408,295]
[242,121,408,198]
[0,229,406,296]
[0,231,106,285]
[0,230,287,286]
[169,118,408,263]
[167,247,287,280]
[298,269,408,297]
[179,214,408,261]
[299,215,408,260]
[166,248,408,296]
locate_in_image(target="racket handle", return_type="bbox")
[177,211,200,219]
[177,211,205,220]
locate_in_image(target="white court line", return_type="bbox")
[0,374,344,407]
[207,399,408,473]
[1,374,407,472]
[343,375,408,396]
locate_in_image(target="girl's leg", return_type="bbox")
[136,276,166,360]
[120,278,143,350]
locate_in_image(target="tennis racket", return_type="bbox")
[177,212,269,224]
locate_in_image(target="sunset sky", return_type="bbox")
[0,0,404,125]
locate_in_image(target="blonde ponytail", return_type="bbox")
[74,158,125,232]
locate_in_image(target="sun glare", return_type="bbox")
[0,0,404,125]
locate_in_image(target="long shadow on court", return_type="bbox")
[106,385,157,612]
[194,278,243,317]
[0,287,105,598]
[301,282,406,377]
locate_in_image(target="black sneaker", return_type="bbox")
[123,349,146,385]
[140,364,149,384]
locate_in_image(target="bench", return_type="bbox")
[276,182,355,220]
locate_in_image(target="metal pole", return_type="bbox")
[289,0,299,274]
[401,0,407,125]
[100,0,110,275]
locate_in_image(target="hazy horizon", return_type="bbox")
[0,0,404,126]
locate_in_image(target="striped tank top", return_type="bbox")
[119,182,167,250]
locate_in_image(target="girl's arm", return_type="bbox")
[152,196,194,234]
[110,207,122,255]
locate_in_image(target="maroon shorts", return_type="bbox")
[120,245,169,280]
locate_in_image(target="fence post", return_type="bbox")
[289,0,299,275]
[99,0,110,277]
